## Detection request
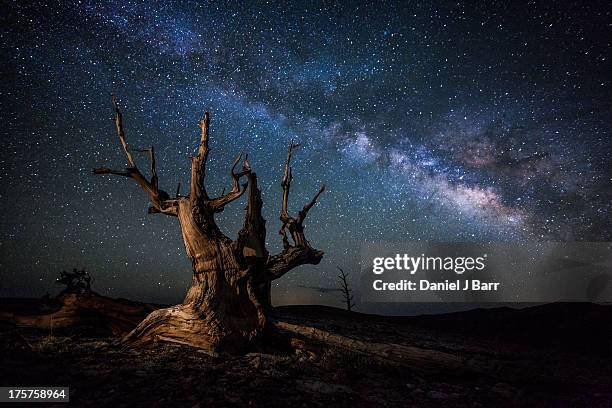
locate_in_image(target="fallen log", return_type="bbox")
[273,320,612,387]
[274,320,465,370]
[0,293,156,335]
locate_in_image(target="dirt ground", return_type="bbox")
[1,302,611,407]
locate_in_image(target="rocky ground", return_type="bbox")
[1,301,611,407]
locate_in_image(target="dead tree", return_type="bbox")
[93,96,325,353]
[337,267,355,312]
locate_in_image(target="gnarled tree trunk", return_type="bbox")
[94,97,325,353]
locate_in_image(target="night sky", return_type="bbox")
[1,1,610,312]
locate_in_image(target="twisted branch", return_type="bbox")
[261,142,325,282]
[93,98,327,286]
[208,152,251,211]
[93,95,177,216]
[135,146,158,192]
[279,142,325,249]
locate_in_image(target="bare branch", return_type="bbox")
[267,143,326,278]
[189,112,210,203]
[263,246,324,282]
[93,96,177,217]
[150,145,157,190]
[208,152,251,211]
[280,142,299,224]
[148,205,177,217]
[135,146,158,191]
[93,167,132,177]
[112,94,136,168]
[297,184,326,224]
[337,267,354,311]
[278,142,324,249]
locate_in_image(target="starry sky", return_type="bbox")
[1,1,610,312]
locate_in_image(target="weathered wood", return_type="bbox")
[279,142,325,249]
[275,320,465,371]
[0,293,155,335]
[274,320,612,386]
[91,97,326,352]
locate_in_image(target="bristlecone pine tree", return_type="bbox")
[94,96,325,353]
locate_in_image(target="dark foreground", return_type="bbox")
[1,300,611,407]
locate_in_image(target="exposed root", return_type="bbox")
[122,304,264,354]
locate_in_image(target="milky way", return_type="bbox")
[1,1,610,311]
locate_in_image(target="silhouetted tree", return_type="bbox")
[337,267,355,312]
[56,268,93,294]
[93,96,325,352]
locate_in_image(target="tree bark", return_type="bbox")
[0,293,155,336]
[93,98,325,353]
[122,200,267,353]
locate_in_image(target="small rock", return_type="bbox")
[491,382,516,399]
[427,390,449,400]
[296,380,353,394]
[249,355,262,369]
